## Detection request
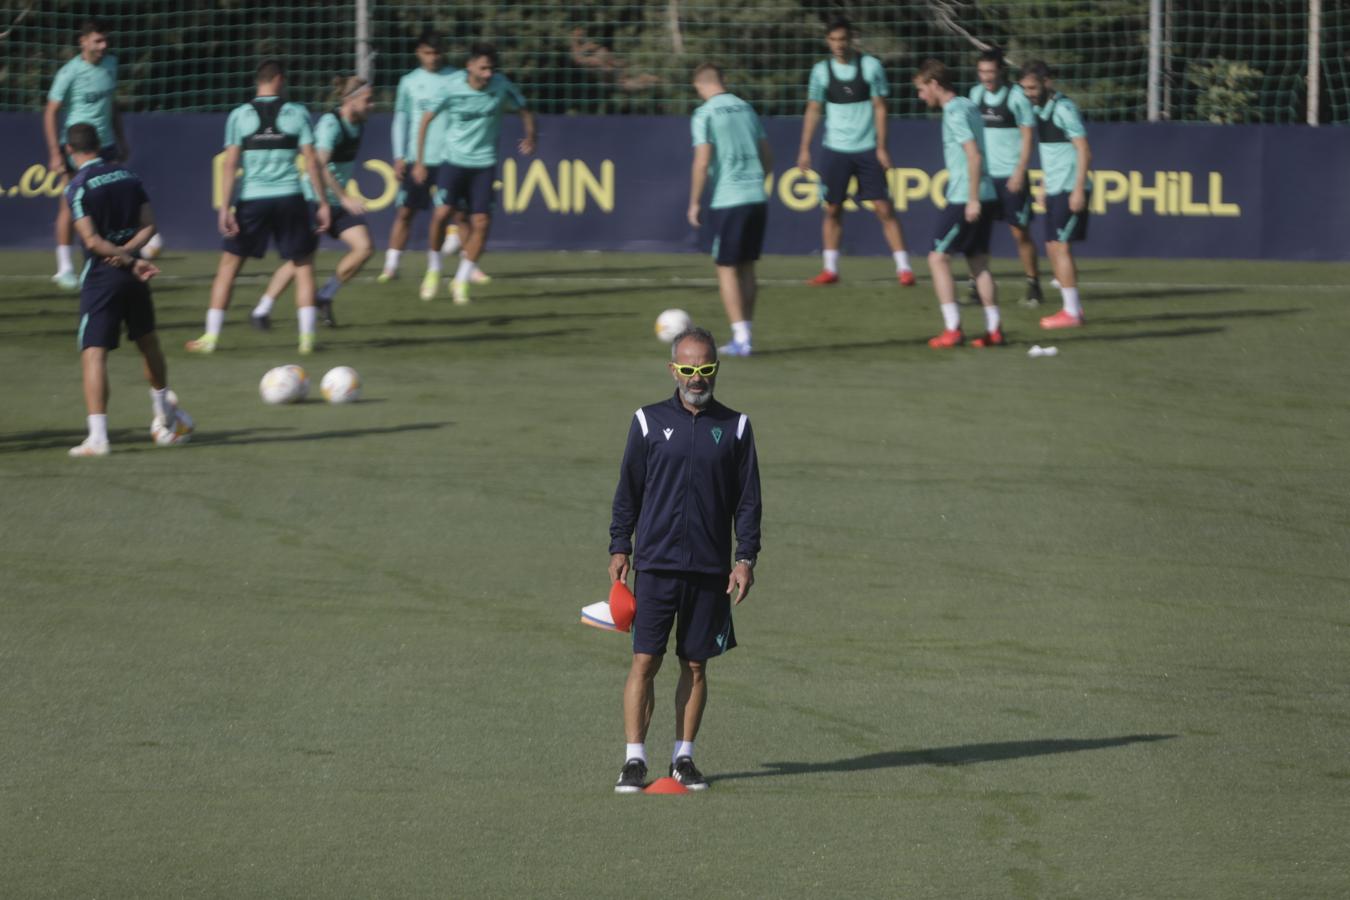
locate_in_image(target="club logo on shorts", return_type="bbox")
[711,426,723,445]
[663,427,674,441]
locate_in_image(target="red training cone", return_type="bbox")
[643,777,690,795]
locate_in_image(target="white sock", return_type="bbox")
[731,320,752,345]
[297,305,317,336]
[1061,287,1083,317]
[427,249,442,273]
[984,305,1001,333]
[88,413,108,444]
[56,245,75,274]
[383,248,401,272]
[150,387,171,420]
[823,249,840,274]
[673,740,695,763]
[454,258,475,283]
[205,308,225,338]
[625,742,647,764]
[893,250,911,272]
[442,227,462,254]
[252,294,275,318]
[941,302,961,331]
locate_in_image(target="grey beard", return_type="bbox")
[680,384,713,407]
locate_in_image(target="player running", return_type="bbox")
[43,18,129,291]
[63,123,193,458]
[1019,60,1093,329]
[414,42,536,305]
[969,48,1043,307]
[252,76,375,330]
[186,60,330,355]
[797,17,914,287]
[913,60,1003,349]
[686,64,772,358]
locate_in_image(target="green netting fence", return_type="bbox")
[3,1,1346,123]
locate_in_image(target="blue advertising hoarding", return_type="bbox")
[0,112,1345,261]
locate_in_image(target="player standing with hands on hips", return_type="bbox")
[608,327,762,793]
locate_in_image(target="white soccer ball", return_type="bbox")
[654,308,692,343]
[259,365,308,405]
[320,366,362,404]
[150,389,194,445]
[141,233,164,259]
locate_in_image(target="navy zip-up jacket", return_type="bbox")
[610,392,762,574]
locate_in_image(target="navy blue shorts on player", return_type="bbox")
[632,570,737,661]
[709,202,767,266]
[397,163,441,211]
[77,270,153,351]
[1044,193,1090,244]
[818,146,889,205]
[437,164,496,214]
[313,203,368,239]
[993,179,1034,229]
[223,195,318,261]
[931,202,998,256]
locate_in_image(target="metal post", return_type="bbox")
[1147,0,1162,121]
[1308,0,1321,125]
[356,0,372,82]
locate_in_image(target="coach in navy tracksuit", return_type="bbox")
[608,325,762,793]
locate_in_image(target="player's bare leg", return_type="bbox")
[251,261,294,330]
[624,652,663,743]
[1042,241,1083,328]
[450,212,490,304]
[1011,223,1043,306]
[808,202,844,285]
[380,206,414,281]
[927,250,964,348]
[135,332,168,391]
[293,255,318,353]
[52,203,78,289]
[873,198,915,285]
[420,204,453,299]
[717,263,756,356]
[967,253,1004,346]
[70,346,112,456]
[314,227,373,327]
[674,658,707,742]
[187,252,246,352]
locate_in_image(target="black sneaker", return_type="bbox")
[317,299,337,328]
[669,756,708,791]
[614,758,647,794]
[250,313,271,331]
[1021,279,1044,308]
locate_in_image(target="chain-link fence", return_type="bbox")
[3,1,1345,123]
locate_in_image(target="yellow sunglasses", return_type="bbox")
[672,362,719,378]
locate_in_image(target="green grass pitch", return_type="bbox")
[2,248,1348,897]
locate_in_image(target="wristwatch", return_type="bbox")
[735,558,756,570]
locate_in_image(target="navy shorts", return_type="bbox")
[396,163,441,211]
[315,203,368,239]
[437,164,496,214]
[931,202,998,257]
[632,570,737,661]
[993,179,1034,229]
[63,144,118,177]
[77,270,153,351]
[818,146,890,205]
[1044,193,1090,244]
[223,195,318,261]
[710,202,767,266]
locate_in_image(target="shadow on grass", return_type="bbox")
[385,310,628,328]
[1084,307,1307,326]
[0,421,448,453]
[0,427,148,454]
[713,733,1176,783]
[754,324,1224,356]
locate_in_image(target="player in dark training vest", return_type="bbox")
[63,123,195,458]
[186,60,330,356]
[797,17,914,287]
[252,77,375,330]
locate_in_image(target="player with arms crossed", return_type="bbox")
[186,60,330,355]
[913,60,1003,349]
[687,64,772,358]
[1019,60,1093,329]
[64,123,194,458]
[44,18,131,291]
[414,43,536,305]
[797,17,913,287]
[609,327,762,792]
[970,48,1044,307]
[252,77,375,330]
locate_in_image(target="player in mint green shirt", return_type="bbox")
[414,43,537,305]
[43,19,127,290]
[186,60,330,357]
[914,59,1003,350]
[1019,60,1094,330]
[255,77,375,330]
[687,64,773,357]
[379,30,465,289]
[796,17,913,287]
[970,48,1044,306]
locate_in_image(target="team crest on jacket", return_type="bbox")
[663,427,674,440]
[711,426,723,445]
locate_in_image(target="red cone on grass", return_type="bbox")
[643,777,690,795]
